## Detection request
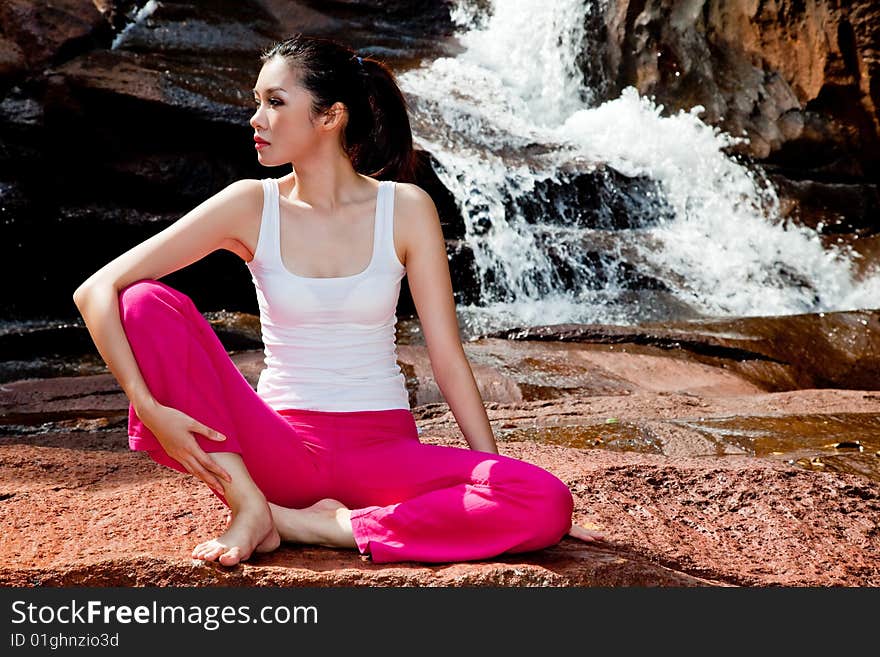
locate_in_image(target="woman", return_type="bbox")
[72,34,604,567]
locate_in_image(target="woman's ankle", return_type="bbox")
[225,487,270,516]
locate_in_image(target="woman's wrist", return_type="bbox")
[466,435,499,454]
[133,395,160,420]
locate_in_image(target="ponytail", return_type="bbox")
[260,35,420,182]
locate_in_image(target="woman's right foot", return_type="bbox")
[568,523,606,543]
[267,499,356,548]
[193,500,280,566]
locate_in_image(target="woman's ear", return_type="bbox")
[321,101,348,130]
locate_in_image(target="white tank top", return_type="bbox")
[245,177,410,412]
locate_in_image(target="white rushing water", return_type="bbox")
[398,0,879,338]
[110,0,160,50]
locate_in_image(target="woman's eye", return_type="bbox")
[253,98,281,106]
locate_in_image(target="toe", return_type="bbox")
[193,542,224,562]
[219,547,245,567]
[192,542,211,559]
[569,524,605,542]
[205,543,229,561]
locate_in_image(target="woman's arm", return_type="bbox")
[397,183,498,454]
[398,183,606,542]
[72,179,263,487]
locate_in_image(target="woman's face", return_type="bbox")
[250,57,323,167]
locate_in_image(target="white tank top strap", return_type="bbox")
[250,178,279,269]
[376,180,403,272]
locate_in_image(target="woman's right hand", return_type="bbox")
[138,401,233,493]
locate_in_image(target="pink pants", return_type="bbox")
[119,279,573,563]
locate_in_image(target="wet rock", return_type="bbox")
[489,307,880,391]
[0,1,463,321]
[0,309,266,385]
[515,166,675,232]
[107,1,457,70]
[414,149,467,239]
[268,1,458,66]
[1,0,874,328]
[0,35,26,80]
[596,0,880,182]
[46,48,256,130]
[764,172,880,236]
[0,0,108,74]
[108,1,277,55]
[7,304,878,398]
[433,162,679,308]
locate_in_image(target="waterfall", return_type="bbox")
[397,0,880,339]
[111,1,160,50]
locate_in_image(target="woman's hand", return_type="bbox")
[138,402,232,493]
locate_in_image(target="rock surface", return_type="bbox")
[2,316,879,587]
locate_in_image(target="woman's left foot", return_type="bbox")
[266,499,356,548]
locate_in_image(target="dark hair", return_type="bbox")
[260,34,419,183]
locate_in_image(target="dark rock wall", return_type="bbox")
[0,0,455,319]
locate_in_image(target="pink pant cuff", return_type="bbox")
[349,506,381,558]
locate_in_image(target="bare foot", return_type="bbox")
[568,523,606,543]
[192,500,281,566]
[222,510,275,554]
[267,498,356,548]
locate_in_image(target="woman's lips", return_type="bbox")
[254,136,270,149]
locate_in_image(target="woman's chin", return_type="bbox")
[256,153,278,166]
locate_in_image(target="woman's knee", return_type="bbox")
[118,279,193,323]
[490,457,572,538]
[535,470,574,544]
[544,473,574,538]
[516,464,574,545]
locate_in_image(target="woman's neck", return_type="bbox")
[283,154,374,212]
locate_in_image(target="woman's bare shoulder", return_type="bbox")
[214,178,266,262]
[393,182,439,226]
[207,177,265,212]
[390,182,445,268]
[226,177,266,199]
[394,181,433,205]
